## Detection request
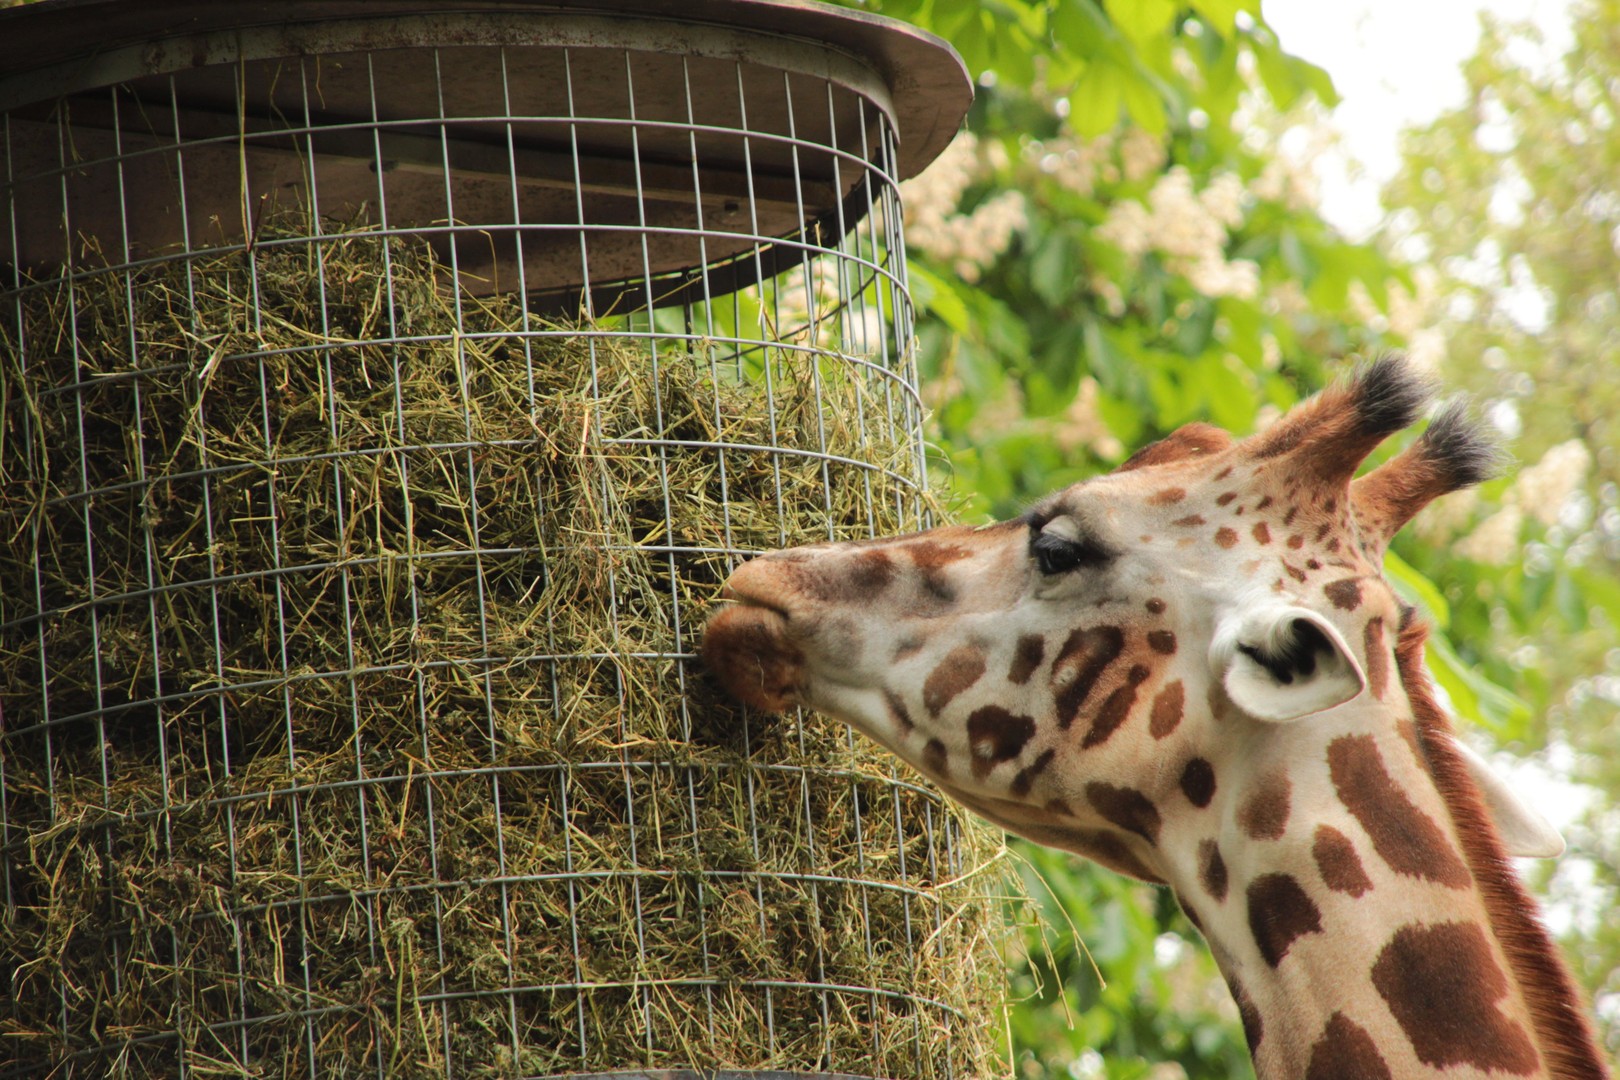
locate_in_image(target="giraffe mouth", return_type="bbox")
[701,594,805,713]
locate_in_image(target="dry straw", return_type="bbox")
[0,224,1010,1077]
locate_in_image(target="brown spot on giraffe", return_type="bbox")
[1255,494,1273,511]
[892,636,926,661]
[1150,486,1187,505]
[905,539,972,570]
[1216,491,1238,506]
[884,690,915,735]
[1149,680,1185,738]
[1086,781,1162,844]
[1328,734,1472,888]
[1371,921,1540,1074]
[1227,975,1264,1056]
[1305,1013,1393,1080]
[1083,663,1151,749]
[1284,562,1308,583]
[923,645,987,716]
[898,539,973,603]
[1363,616,1389,699]
[1010,748,1056,797]
[1174,513,1207,528]
[1198,838,1228,902]
[1146,629,1177,655]
[1312,825,1374,897]
[849,550,896,594]
[1237,772,1291,840]
[1051,625,1125,729]
[1008,633,1045,685]
[1252,521,1271,545]
[1325,577,1362,610]
[1179,757,1216,808]
[966,706,1036,780]
[1287,532,1305,549]
[1247,872,1323,968]
[1145,597,1167,615]
[1396,719,1426,768]
[1073,829,1163,883]
[1214,526,1239,548]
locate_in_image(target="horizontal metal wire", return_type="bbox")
[0,756,951,834]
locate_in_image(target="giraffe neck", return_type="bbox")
[1168,629,1606,1079]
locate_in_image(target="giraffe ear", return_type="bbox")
[1450,737,1566,858]
[1211,604,1367,722]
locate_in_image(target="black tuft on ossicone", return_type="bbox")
[1352,354,1436,439]
[1418,398,1505,492]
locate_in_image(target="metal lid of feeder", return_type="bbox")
[0,0,970,311]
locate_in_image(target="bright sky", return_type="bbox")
[1264,0,1575,238]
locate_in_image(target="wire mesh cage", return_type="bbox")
[0,2,998,1077]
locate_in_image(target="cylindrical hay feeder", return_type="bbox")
[0,2,992,1077]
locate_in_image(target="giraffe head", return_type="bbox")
[702,357,1605,1078]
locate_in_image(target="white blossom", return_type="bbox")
[1119,128,1167,183]
[1514,439,1592,527]
[1095,166,1256,299]
[1054,377,1124,458]
[1456,505,1524,564]
[1260,333,1282,371]
[1414,487,1481,543]
[1405,327,1447,373]
[901,132,1026,282]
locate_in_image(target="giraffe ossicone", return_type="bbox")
[700,356,1608,1080]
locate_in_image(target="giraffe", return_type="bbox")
[700,357,1610,1079]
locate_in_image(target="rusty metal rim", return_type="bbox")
[0,0,970,182]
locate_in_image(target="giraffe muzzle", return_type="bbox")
[702,562,806,713]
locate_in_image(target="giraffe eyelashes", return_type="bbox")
[1030,529,1113,576]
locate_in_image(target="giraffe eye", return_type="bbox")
[1031,529,1111,576]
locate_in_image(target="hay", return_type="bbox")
[0,223,1009,1077]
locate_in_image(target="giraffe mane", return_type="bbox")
[1396,619,1608,1079]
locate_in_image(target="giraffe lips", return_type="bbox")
[701,595,804,713]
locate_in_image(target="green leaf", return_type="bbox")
[1187,0,1252,36]
[1384,548,1452,629]
[1426,631,1532,736]
[1103,0,1176,45]
[908,264,973,336]
[1030,233,1072,307]
[1070,60,1125,137]
[1121,69,1169,134]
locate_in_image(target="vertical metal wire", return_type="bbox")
[297,54,386,1080]
[558,45,595,1063]
[363,50,457,1071]
[111,78,189,1079]
[676,53,722,1047]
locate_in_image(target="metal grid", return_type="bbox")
[0,5,993,1079]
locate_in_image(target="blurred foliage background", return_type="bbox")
[823,0,1620,1076]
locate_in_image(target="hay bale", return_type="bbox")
[0,225,1008,1077]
